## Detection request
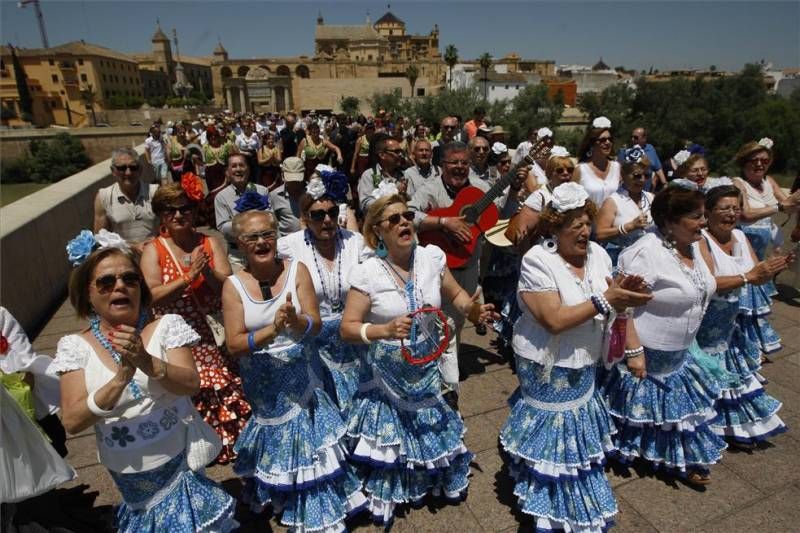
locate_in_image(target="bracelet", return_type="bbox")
[591,293,612,316]
[624,346,645,359]
[151,358,167,380]
[439,216,445,228]
[618,223,628,236]
[740,273,749,286]
[247,331,258,353]
[360,323,373,344]
[299,314,313,339]
[87,389,115,417]
[181,273,192,286]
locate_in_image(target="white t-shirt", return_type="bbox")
[348,245,446,344]
[513,242,612,369]
[144,135,166,164]
[618,232,716,350]
[277,229,365,319]
[577,161,621,206]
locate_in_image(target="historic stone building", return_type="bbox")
[211,9,446,114]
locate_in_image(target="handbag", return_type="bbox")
[160,237,226,347]
[183,406,222,471]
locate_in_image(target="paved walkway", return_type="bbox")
[20,274,800,532]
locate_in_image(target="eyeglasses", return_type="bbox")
[113,164,140,172]
[379,210,415,225]
[308,206,340,222]
[162,205,194,218]
[383,149,405,156]
[472,146,489,153]
[498,159,512,166]
[595,137,613,145]
[553,167,574,175]
[444,159,470,166]
[441,125,457,130]
[240,230,277,243]
[93,271,142,293]
[747,157,770,165]
[713,206,742,215]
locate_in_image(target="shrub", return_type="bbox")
[0,154,32,183]
[25,132,92,183]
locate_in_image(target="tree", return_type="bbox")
[25,133,91,183]
[709,65,717,72]
[340,96,360,116]
[479,53,492,101]
[79,84,98,127]
[9,44,33,122]
[444,44,458,91]
[368,89,405,116]
[405,65,419,97]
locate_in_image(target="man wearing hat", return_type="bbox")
[269,157,304,236]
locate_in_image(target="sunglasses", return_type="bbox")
[162,205,194,218]
[441,125,457,130]
[240,230,277,243]
[380,210,415,225]
[308,206,340,222]
[94,271,142,293]
[444,159,470,167]
[472,146,489,153]
[595,137,613,144]
[114,164,140,172]
[383,149,405,156]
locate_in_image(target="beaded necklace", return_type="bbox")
[305,229,344,313]
[663,238,709,310]
[379,248,420,344]
[90,312,148,400]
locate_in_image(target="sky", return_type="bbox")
[1,1,798,71]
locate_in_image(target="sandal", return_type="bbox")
[686,471,712,486]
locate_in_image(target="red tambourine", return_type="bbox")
[401,307,451,366]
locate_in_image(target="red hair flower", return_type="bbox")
[181,172,206,202]
[0,334,8,356]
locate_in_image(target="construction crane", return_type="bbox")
[18,0,49,48]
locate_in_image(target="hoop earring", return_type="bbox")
[542,236,558,253]
[376,237,388,258]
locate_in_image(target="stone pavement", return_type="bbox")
[20,276,800,532]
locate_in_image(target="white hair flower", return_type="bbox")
[673,150,692,167]
[549,145,570,158]
[550,182,589,213]
[757,137,774,150]
[314,163,335,175]
[94,229,130,253]
[371,180,399,200]
[536,127,553,139]
[491,142,508,155]
[306,177,326,200]
[592,116,612,129]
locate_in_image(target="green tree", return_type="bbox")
[26,133,92,183]
[478,52,492,101]
[444,44,459,91]
[368,89,405,116]
[80,84,98,126]
[405,65,419,97]
[340,96,360,116]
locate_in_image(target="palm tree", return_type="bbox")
[478,52,492,101]
[444,44,458,91]
[80,83,98,127]
[405,65,419,97]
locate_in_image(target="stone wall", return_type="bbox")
[295,77,439,113]
[0,145,148,335]
[0,127,147,163]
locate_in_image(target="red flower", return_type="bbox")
[0,334,8,355]
[181,172,206,202]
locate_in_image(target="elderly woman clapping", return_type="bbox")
[54,231,236,532]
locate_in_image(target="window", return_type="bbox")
[114,75,119,83]
[60,90,65,95]
[416,88,425,96]
[78,59,84,65]
[52,74,59,83]
[51,100,58,108]
[81,73,87,82]
[105,90,110,98]
[48,58,54,66]
[367,55,373,61]
[102,74,107,82]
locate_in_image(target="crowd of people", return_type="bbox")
[2,106,800,533]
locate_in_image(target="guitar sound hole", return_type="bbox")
[462,205,477,224]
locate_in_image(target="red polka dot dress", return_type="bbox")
[151,237,251,464]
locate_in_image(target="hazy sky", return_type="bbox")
[1,1,798,71]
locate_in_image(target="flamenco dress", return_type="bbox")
[151,236,251,464]
[346,245,473,525]
[278,229,366,416]
[501,242,618,532]
[52,315,237,532]
[695,230,786,443]
[603,233,726,477]
[229,260,366,532]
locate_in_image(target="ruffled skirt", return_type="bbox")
[346,342,472,525]
[603,348,726,475]
[111,452,237,533]
[500,358,617,532]
[235,349,366,532]
[314,318,363,416]
[738,282,782,354]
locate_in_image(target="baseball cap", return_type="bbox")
[281,157,305,182]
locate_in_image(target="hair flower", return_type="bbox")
[624,145,646,164]
[180,172,206,202]
[66,230,98,266]
[306,177,327,200]
[673,150,692,167]
[491,142,508,155]
[94,229,130,253]
[314,167,350,204]
[371,180,399,200]
[550,182,588,213]
[669,178,699,191]
[537,127,553,139]
[757,137,774,150]
[234,189,271,212]
[549,145,570,159]
[592,116,612,129]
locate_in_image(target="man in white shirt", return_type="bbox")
[403,139,441,198]
[144,124,169,184]
[468,136,491,182]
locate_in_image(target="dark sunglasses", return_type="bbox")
[94,272,142,293]
[472,146,489,153]
[380,210,415,225]
[161,205,194,217]
[114,164,140,172]
[383,149,405,156]
[594,137,612,144]
[308,206,340,222]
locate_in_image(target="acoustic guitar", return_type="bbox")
[418,141,547,269]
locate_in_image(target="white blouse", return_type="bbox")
[702,229,754,302]
[52,314,200,473]
[277,229,365,319]
[513,242,613,369]
[349,245,446,344]
[577,161,621,206]
[523,186,553,212]
[618,232,716,350]
[735,177,779,229]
